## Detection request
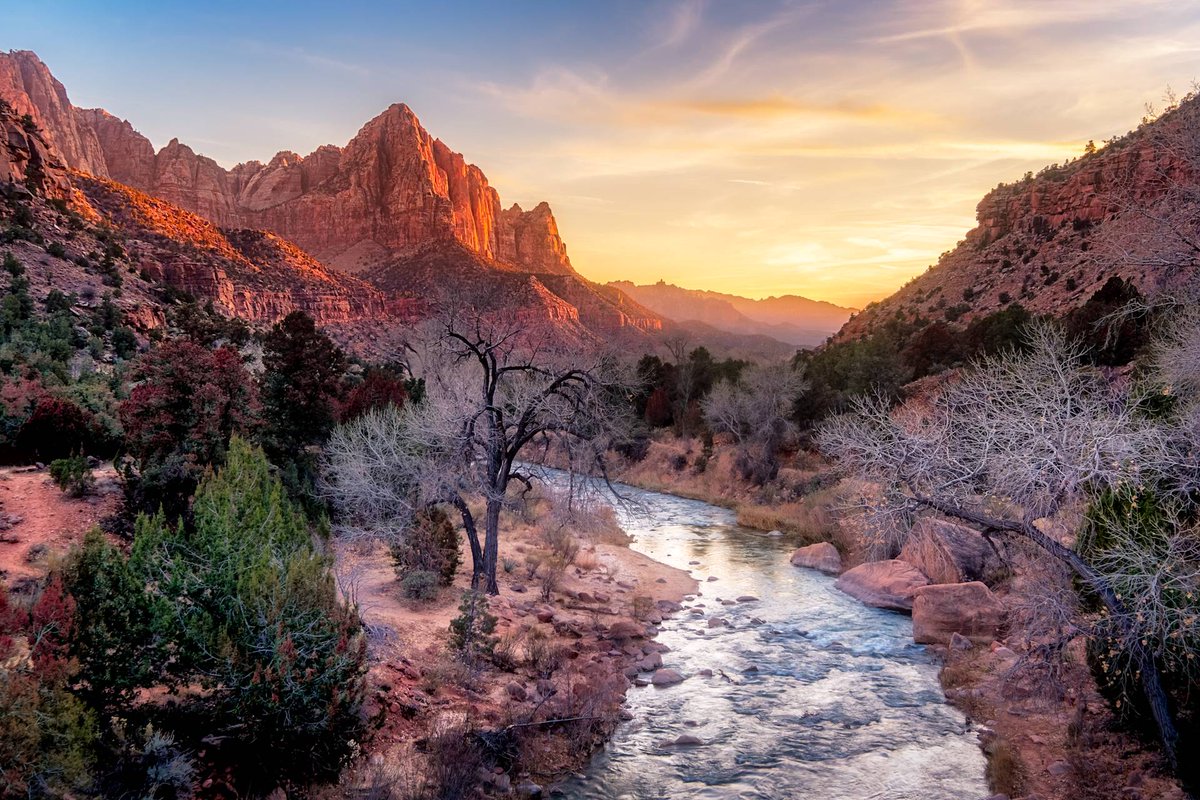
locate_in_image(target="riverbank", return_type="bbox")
[610,435,1187,800]
[612,436,863,562]
[332,488,697,797]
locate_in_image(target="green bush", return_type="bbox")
[449,591,497,667]
[400,569,439,601]
[391,507,460,587]
[50,455,93,497]
[63,530,160,715]
[131,439,366,779]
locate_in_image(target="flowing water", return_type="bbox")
[553,479,990,800]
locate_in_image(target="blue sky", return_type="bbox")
[8,1,1200,305]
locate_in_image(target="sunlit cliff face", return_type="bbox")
[12,0,1200,306]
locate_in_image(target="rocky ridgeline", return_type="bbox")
[838,97,1200,341]
[0,49,662,341]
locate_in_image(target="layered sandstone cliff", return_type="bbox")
[1,51,575,277]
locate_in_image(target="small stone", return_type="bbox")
[516,780,542,798]
[707,617,727,628]
[651,668,685,686]
[949,632,974,651]
[672,734,703,746]
[1047,760,1070,777]
[707,576,719,582]
[736,595,759,603]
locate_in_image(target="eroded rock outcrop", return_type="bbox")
[1,50,663,340]
[899,518,1002,585]
[76,174,391,327]
[0,99,72,200]
[912,581,1006,645]
[0,50,108,177]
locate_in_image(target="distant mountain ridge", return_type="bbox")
[609,280,854,347]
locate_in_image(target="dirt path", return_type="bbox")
[0,466,121,587]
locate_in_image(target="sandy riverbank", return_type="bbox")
[335,493,698,797]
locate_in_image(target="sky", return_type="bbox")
[7,0,1200,307]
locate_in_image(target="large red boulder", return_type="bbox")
[834,560,929,612]
[899,517,1002,585]
[790,542,842,574]
[912,581,1006,644]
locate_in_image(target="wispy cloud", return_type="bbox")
[236,39,370,77]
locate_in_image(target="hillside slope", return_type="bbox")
[837,92,1200,341]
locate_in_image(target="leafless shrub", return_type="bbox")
[539,555,567,600]
[492,628,526,672]
[630,595,655,621]
[525,627,566,679]
[703,365,807,485]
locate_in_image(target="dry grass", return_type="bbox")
[736,485,847,546]
[574,547,600,572]
[985,737,1028,797]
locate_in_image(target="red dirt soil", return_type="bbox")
[0,466,120,586]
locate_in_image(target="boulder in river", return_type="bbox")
[790,542,842,574]
[834,560,929,612]
[899,517,1002,585]
[651,668,685,686]
[912,581,1006,644]
[607,620,646,640]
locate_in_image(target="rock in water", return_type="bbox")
[790,542,843,574]
[834,560,929,612]
[651,668,685,686]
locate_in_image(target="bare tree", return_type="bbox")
[819,324,1190,770]
[323,313,634,594]
[703,364,807,483]
[660,331,700,436]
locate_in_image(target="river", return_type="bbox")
[554,479,990,800]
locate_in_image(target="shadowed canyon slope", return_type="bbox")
[0,49,662,342]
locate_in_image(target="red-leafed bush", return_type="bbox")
[339,367,407,422]
[13,395,95,462]
[119,340,258,517]
[0,577,95,796]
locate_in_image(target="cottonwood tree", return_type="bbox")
[323,314,634,594]
[702,365,807,483]
[819,324,1194,772]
